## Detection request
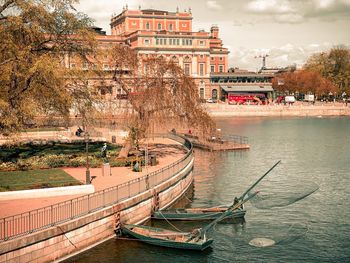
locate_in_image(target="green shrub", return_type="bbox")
[16,159,31,171]
[109,159,128,167]
[0,162,17,171]
[109,157,145,167]
[43,154,69,168]
[89,156,102,168]
[68,156,87,167]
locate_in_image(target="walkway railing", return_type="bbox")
[222,134,249,145]
[0,134,193,242]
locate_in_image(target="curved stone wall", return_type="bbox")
[0,135,194,263]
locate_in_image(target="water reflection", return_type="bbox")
[65,117,350,263]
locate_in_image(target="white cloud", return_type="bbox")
[275,13,305,23]
[245,0,350,23]
[206,0,223,11]
[247,0,294,13]
[76,0,138,33]
[230,43,341,70]
[314,0,336,9]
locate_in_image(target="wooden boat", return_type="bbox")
[121,191,260,250]
[121,224,213,251]
[152,206,246,221]
[152,160,281,222]
[120,161,281,251]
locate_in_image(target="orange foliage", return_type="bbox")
[272,70,337,96]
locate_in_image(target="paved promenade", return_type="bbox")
[0,138,186,219]
[205,102,350,117]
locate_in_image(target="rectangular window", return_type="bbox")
[144,39,150,45]
[219,65,224,73]
[199,63,205,76]
[103,64,109,70]
[169,39,173,45]
[200,88,205,99]
[199,41,205,46]
[163,38,167,45]
[160,39,163,45]
[177,39,180,45]
[156,38,159,45]
[211,57,214,61]
[211,65,215,73]
[100,87,112,95]
[82,62,89,70]
[184,63,191,76]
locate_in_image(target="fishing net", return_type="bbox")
[247,181,319,209]
[246,222,309,247]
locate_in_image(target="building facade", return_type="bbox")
[108,7,229,100]
[67,7,273,101]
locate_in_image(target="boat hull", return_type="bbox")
[121,225,213,251]
[152,208,246,221]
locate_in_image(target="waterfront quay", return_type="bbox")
[0,135,194,263]
[205,102,350,117]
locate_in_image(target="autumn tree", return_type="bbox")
[0,0,98,134]
[273,70,337,98]
[304,46,350,95]
[109,45,215,154]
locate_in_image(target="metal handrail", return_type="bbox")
[0,133,193,242]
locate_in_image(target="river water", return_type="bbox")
[66,117,350,263]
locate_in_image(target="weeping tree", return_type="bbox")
[110,45,215,156]
[0,0,99,134]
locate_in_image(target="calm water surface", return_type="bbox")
[66,117,350,263]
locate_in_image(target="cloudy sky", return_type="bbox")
[77,0,350,71]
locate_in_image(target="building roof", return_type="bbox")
[221,85,273,93]
[141,9,169,14]
[211,72,274,78]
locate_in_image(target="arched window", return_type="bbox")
[183,56,192,76]
[146,22,150,30]
[171,56,179,64]
[183,56,192,63]
[157,23,162,30]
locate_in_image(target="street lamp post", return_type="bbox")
[85,132,90,184]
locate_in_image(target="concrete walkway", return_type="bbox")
[0,138,187,219]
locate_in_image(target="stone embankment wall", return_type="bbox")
[206,103,350,117]
[0,139,194,263]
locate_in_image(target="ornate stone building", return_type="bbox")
[108,7,229,100]
[67,7,273,101]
